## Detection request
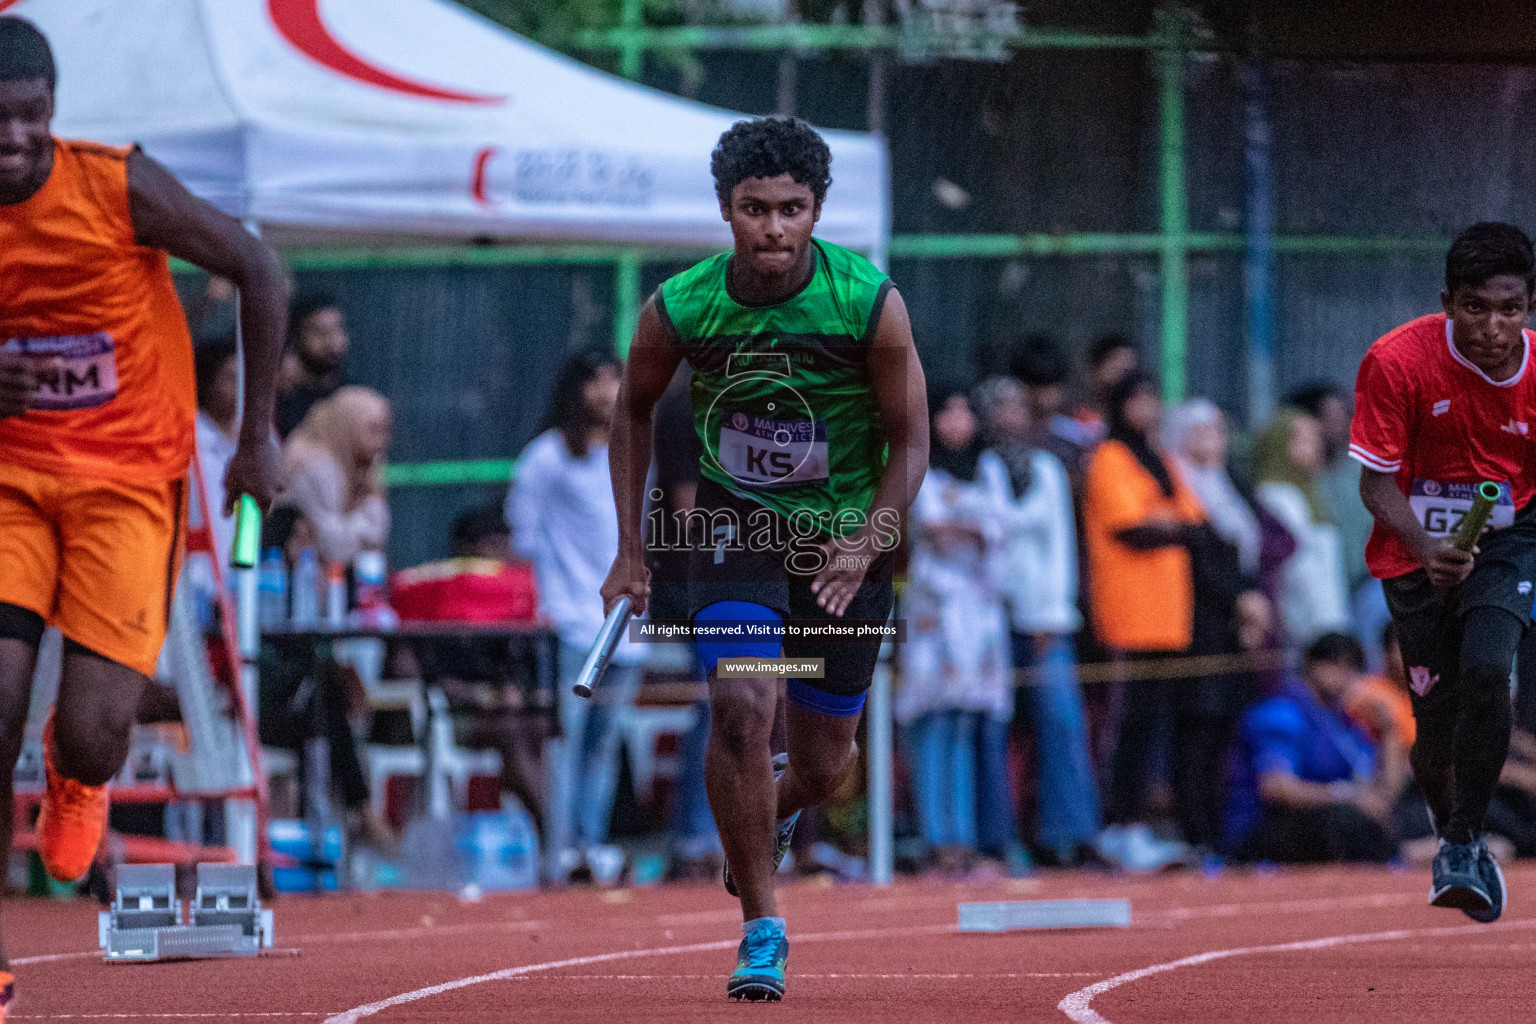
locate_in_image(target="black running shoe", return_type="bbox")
[724,753,800,898]
[1429,839,1492,915]
[1465,839,1506,924]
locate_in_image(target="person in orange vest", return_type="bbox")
[0,18,287,1014]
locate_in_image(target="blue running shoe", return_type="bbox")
[725,753,800,898]
[1429,839,1491,915]
[1466,839,1506,924]
[727,920,788,1001]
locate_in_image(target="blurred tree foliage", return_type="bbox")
[456,0,864,88]
[455,0,666,37]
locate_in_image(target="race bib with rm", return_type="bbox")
[1409,478,1515,539]
[2,333,119,411]
[717,412,829,487]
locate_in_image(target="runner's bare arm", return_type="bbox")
[601,298,684,617]
[865,289,929,520]
[811,287,928,616]
[127,147,290,511]
[1359,466,1473,588]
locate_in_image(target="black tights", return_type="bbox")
[1410,606,1523,845]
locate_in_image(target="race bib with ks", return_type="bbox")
[2,333,119,411]
[717,412,829,487]
[1409,478,1515,538]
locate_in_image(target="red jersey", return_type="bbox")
[1350,313,1536,579]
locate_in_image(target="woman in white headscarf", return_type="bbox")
[897,384,1013,875]
[1163,399,1288,856]
[268,386,395,852]
[1165,400,1264,577]
[278,385,392,564]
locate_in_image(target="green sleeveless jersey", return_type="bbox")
[656,239,892,537]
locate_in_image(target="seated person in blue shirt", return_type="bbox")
[1226,633,1404,863]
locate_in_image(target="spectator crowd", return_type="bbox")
[178,281,1536,886]
[893,330,1536,877]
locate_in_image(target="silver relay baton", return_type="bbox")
[571,596,633,699]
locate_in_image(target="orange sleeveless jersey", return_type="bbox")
[0,139,195,483]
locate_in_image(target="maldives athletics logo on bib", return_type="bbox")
[705,352,830,489]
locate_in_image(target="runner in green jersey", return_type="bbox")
[660,236,891,533]
[602,117,928,1002]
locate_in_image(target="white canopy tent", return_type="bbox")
[3,0,900,884]
[7,0,890,257]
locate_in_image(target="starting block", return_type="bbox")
[958,899,1132,932]
[99,864,274,961]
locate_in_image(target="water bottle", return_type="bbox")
[349,549,398,628]
[325,561,347,627]
[257,547,288,629]
[454,802,539,892]
[290,547,320,626]
[353,550,386,610]
[500,799,540,891]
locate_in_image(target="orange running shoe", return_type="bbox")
[0,969,14,1022]
[36,717,108,883]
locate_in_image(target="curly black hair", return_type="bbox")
[0,16,55,91]
[710,116,832,207]
[1446,221,1535,296]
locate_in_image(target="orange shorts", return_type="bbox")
[0,461,185,676]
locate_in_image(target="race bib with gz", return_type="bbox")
[2,333,119,411]
[1409,478,1515,538]
[717,411,829,487]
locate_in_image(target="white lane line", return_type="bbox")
[1144,891,1420,923]
[322,923,955,1024]
[652,910,740,926]
[798,886,1423,925]
[12,919,548,967]
[11,952,99,967]
[12,1014,334,1019]
[289,920,546,944]
[1057,917,1536,1024]
[484,971,1102,980]
[7,887,1426,972]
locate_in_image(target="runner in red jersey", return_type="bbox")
[1351,222,1536,924]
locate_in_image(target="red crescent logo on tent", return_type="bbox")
[471,146,497,206]
[268,0,503,105]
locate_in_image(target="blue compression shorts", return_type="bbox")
[694,600,783,677]
[694,600,867,717]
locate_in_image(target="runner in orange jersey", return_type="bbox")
[0,18,288,1015]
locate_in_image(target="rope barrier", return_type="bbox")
[634,647,1292,703]
[1041,648,1290,686]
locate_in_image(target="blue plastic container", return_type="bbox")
[268,818,344,893]
[454,807,539,892]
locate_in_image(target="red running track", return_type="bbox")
[7,863,1536,1022]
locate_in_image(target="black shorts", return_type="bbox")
[1383,512,1536,717]
[684,477,895,698]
